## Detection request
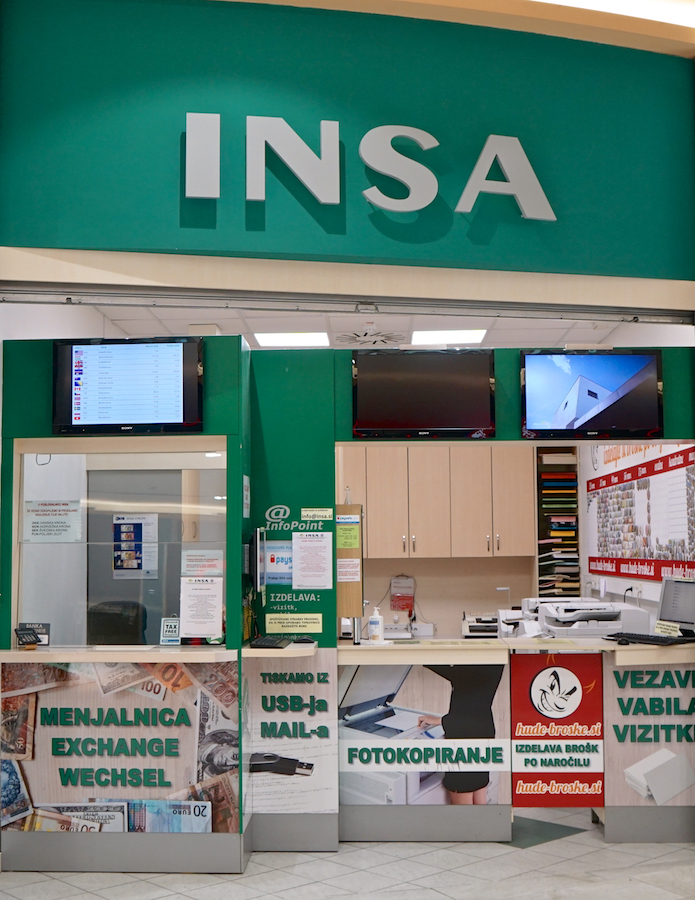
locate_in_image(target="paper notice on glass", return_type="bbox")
[23,501,82,542]
[181,550,224,577]
[113,513,158,580]
[180,577,224,638]
[292,532,333,590]
[266,541,292,585]
[337,558,361,582]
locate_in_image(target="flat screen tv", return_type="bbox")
[352,349,495,439]
[53,337,203,435]
[521,349,663,440]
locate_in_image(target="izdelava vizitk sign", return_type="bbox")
[0,0,694,279]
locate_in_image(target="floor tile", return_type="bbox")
[181,884,263,900]
[365,857,443,884]
[410,869,487,891]
[607,842,682,858]
[447,841,516,859]
[92,883,174,900]
[57,874,139,892]
[410,847,480,870]
[369,889,452,900]
[228,870,312,893]
[147,876,225,891]
[276,858,359,881]
[320,869,403,893]
[1,882,80,900]
[452,847,558,882]
[632,862,695,897]
[249,851,319,870]
[269,882,352,900]
[367,842,442,859]
[321,848,386,870]
[0,878,50,893]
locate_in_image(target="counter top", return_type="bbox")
[0,646,237,663]
[241,642,317,658]
[336,637,695,666]
[337,639,509,664]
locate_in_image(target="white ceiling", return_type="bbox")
[95,304,695,350]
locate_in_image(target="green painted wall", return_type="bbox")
[250,350,337,647]
[1,0,694,278]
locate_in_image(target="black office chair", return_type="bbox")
[87,601,148,644]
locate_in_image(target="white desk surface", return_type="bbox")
[0,646,237,664]
[337,636,695,666]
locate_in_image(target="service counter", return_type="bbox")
[0,648,246,873]
[334,638,695,844]
[2,639,694,872]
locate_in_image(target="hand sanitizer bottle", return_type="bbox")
[368,606,384,642]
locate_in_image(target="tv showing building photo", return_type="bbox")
[523,351,662,438]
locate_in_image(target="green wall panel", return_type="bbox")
[2,342,54,439]
[662,348,695,439]
[0,0,694,278]
[202,336,240,436]
[250,350,337,646]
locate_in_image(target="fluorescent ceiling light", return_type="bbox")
[411,329,486,345]
[255,332,330,348]
[205,452,222,458]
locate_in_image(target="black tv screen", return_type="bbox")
[521,349,663,439]
[352,349,495,439]
[53,337,203,435]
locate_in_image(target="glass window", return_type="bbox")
[17,443,226,646]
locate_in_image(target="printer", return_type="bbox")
[537,600,650,638]
[521,596,598,619]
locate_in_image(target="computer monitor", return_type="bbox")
[658,578,695,636]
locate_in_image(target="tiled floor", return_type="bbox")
[0,809,693,900]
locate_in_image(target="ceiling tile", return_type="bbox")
[96,305,157,321]
[110,320,173,337]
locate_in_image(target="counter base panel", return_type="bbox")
[603,807,695,843]
[0,833,245,873]
[339,805,512,842]
[251,813,339,852]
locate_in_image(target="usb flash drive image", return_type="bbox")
[250,752,314,776]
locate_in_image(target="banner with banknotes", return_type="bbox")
[0,659,240,834]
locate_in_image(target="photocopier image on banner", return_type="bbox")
[337,664,511,806]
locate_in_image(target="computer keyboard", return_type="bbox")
[249,635,291,649]
[605,632,695,646]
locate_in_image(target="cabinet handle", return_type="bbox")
[496,534,500,551]
[403,535,406,552]
[487,535,490,552]
[412,535,416,552]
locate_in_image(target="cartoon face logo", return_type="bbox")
[529,667,582,719]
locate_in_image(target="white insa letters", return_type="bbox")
[358,125,439,213]
[246,116,341,204]
[184,113,556,221]
[455,134,556,221]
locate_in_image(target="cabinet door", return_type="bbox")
[335,444,368,557]
[365,445,409,558]
[450,444,493,557]
[408,444,451,558]
[491,443,536,557]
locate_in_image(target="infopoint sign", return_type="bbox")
[1,0,694,278]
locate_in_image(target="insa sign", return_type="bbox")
[185,114,556,221]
